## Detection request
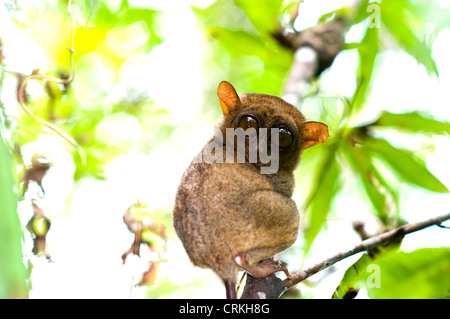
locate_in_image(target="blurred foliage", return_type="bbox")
[334,248,450,299]
[362,248,450,298]
[0,128,28,298]
[0,33,27,298]
[298,0,449,252]
[192,0,294,97]
[10,0,173,179]
[122,202,167,286]
[0,0,449,299]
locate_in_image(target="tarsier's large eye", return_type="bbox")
[277,127,293,148]
[238,116,259,136]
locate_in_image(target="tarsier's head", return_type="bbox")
[216,81,329,172]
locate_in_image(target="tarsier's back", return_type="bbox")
[173,81,329,298]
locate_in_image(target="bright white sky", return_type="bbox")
[1,0,449,299]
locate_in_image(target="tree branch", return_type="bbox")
[282,46,318,106]
[240,212,450,299]
[280,19,346,107]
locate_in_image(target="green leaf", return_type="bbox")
[396,0,450,32]
[84,0,101,27]
[363,137,448,193]
[192,0,292,96]
[375,111,450,135]
[192,0,251,32]
[351,26,379,115]
[234,0,284,34]
[364,248,450,299]
[303,144,340,254]
[341,140,395,222]
[319,0,369,26]
[380,0,438,77]
[351,0,371,25]
[205,26,292,95]
[332,253,372,299]
[209,27,271,59]
[142,230,166,247]
[0,131,28,298]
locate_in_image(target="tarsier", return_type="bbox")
[173,81,329,298]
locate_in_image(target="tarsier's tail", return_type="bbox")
[224,279,237,299]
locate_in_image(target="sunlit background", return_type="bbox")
[0,0,449,298]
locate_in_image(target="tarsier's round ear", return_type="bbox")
[301,121,329,149]
[217,81,241,115]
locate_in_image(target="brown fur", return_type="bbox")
[173,82,328,288]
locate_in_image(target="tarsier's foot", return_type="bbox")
[235,255,291,279]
